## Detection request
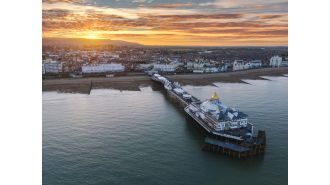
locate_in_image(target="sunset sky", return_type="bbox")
[42,0,288,46]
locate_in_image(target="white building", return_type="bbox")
[233,60,245,71]
[186,62,205,70]
[137,64,153,70]
[281,60,288,67]
[281,58,288,67]
[220,64,229,72]
[249,60,262,68]
[42,64,45,75]
[204,67,219,73]
[269,56,282,67]
[244,63,252,69]
[193,69,204,73]
[153,64,176,72]
[82,63,125,73]
[186,62,194,70]
[43,61,62,74]
[170,61,183,67]
[193,63,205,69]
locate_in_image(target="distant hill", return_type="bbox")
[42,38,142,47]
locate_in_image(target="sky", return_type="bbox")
[42,0,288,46]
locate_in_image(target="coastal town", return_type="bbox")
[42,46,288,78]
[42,46,288,94]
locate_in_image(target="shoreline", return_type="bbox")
[43,67,288,94]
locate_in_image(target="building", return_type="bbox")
[281,57,288,67]
[187,62,205,70]
[220,64,229,72]
[153,64,176,72]
[249,60,262,68]
[102,52,119,58]
[193,63,205,69]
[82,63,125,73]
[204,67,219,73]
[136,64,153,71]
[43,61,62,74]
[233,60,245,71]
[186,62,194,70]
[42,64,45,75]
[193,69,204,73]
[270,56,282,67]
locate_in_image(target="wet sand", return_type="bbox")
[43,67,287,94]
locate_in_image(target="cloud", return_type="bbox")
[199,0,288,14]
[42,0,82,3]
[132,0,153,3]
[42,9,72,19]
[43,11,287,37]
[146,13,244,20]
[199,2,214,7]
[140,3,193,9]
[43,2,140,19]
[42,0,288,46]
[213,0,287,8]
[258,14,284,19]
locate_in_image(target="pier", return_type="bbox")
[151,74,266,158]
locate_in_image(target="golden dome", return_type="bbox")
[211,92,220,100]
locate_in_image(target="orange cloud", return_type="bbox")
[42,0,82,3]
[42,2,288,46]
[140,3,194,9]
[258,14,284,19]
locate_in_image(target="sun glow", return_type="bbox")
[85,33,99,40]
[42,1,288,46]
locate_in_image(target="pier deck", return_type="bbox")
[151,74,266,158]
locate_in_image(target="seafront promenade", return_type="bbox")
[42,67,287,94]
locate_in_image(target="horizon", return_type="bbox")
[42,37,288,47]
[43,0,288,46]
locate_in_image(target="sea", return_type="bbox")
[43,76,288,185]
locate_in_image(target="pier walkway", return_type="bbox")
[150,74,266,158]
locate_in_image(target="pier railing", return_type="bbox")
[150,74,266,158]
